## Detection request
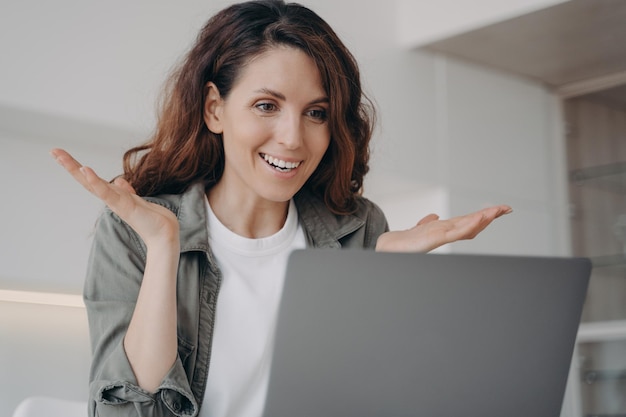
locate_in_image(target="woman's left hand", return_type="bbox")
[375,205,512,253]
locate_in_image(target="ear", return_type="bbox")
[204,82,224,134]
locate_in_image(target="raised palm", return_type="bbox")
[51,148,179,246]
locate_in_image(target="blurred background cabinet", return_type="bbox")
[565,86,626,417]
[420,2,626,414]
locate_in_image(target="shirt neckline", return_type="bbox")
[206,198,300,257]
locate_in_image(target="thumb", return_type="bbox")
[417,213,440,226]
[112,176,137,195]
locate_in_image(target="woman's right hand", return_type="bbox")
[51,148,179,247]
[53,148,181,392]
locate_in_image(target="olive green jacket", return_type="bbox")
[84,181,388,417]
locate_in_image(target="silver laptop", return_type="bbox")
[263,249,590,417]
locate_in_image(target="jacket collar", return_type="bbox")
[174,182,211,254]
[172,182,365,253]
[294,188,365,248]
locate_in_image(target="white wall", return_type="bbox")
[366,50,570,257]
[442,56,570,256]
[0,1,570,416]
[0,128,125,294]
[0,115,125,414]
[0,0,232,133]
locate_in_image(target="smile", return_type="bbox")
[260,153,302,172]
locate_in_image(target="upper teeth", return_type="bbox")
[262,154,301,169]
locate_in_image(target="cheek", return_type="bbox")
[315,133,331,159]
[307,124,331,152]
[225,117,271,149]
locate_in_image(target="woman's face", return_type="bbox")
[206,46,331,205]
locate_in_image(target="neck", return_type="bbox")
[207,183,289,239]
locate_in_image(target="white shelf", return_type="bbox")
[577,320,626,343]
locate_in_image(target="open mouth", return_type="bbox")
[260,153,302,173]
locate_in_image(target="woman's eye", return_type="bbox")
[308,109,327,121]
[255,102,277,112]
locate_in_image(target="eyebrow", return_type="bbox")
[254,88,329,105]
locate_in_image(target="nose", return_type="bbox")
[277,111,303,150]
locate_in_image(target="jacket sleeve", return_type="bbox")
[355,197,390,249]
[83,208,199,417]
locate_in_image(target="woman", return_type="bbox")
[51,1,511,416]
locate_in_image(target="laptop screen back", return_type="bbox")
[263,250,590,417]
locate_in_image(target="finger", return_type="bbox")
[480,205,512,218]
[52,149,128,207]
[82,167,166,236]
[54,149,139,218]
[80,166,125,208]
[82,168,147,221]
[51,148,83,174]
[455,211,486,239]
[481,205,513,222]
[50,148,105,192]
[443,210,490,241]
[51,148,95,191]
[417,213,439,226]
[495,205,513,217]
[464,206,510,238]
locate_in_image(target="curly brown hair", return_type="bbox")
[122,0,375,215]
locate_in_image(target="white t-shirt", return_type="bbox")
[200,198,306,417]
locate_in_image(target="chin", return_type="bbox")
[261,187,301,203]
